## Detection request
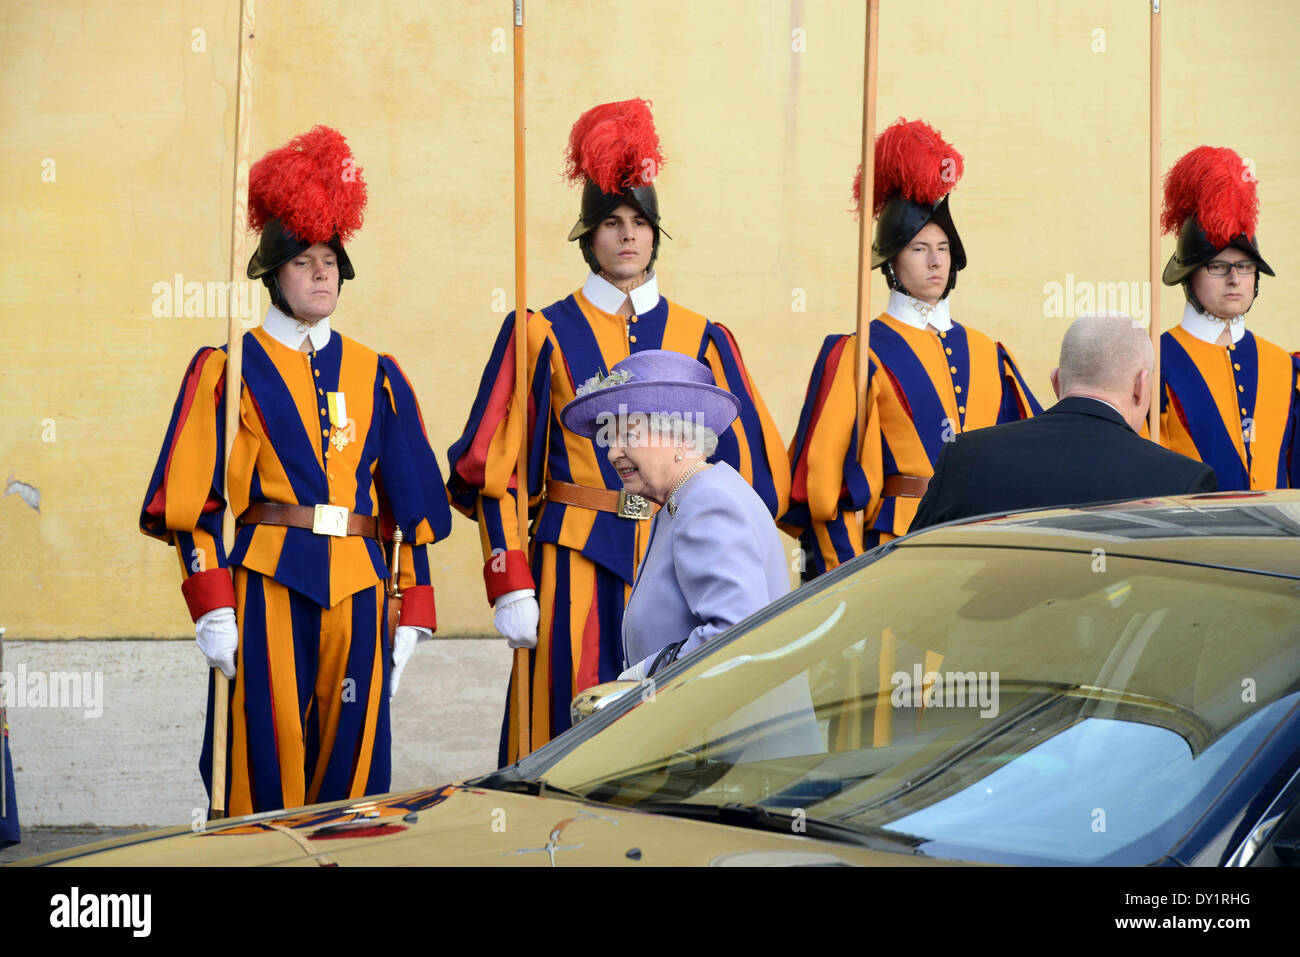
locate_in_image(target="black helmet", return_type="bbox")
[246,220,354,317]
[873,193,966,299]
[567,180,671,272]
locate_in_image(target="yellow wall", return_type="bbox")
[2,0,1297,637]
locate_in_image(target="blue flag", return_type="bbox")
[1,715,17,850]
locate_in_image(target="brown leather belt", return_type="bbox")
[546,480,657,520]
[883,474,931,499]
[237,503,380,539]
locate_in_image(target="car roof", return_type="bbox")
[895,490,1300,579]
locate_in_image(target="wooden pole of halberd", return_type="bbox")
[1148,1,1162,441]
[511,0,532,760]
[854,0,880,451]
[213,0,255,820]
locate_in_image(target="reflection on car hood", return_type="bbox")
[13,785,979,867]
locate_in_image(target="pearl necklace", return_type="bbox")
[666,460,709,515]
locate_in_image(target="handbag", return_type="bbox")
[648,639,687,677]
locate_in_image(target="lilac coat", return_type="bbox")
[622,462,791,674]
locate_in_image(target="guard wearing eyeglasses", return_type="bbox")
[1158,145,1300,490]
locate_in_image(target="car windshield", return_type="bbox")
[537,546,1300,865]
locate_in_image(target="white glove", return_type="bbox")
[494,588,539,649]
[195,607,238,679]
[618,657,650,682]
[390,625,429,699]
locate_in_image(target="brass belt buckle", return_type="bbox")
[617,490,652,520]
[312,504,349,537]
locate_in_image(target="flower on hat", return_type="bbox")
[575,368,632,398]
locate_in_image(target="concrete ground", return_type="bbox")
[0,636,513,862]
[1,827,150,864]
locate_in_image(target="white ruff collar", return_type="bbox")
[1179,301,1245,345]
[583,269,660,315]
[262,303,332,351]
[885,289,952,332]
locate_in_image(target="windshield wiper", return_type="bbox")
[629,801,928,857]
[476,778,592,803]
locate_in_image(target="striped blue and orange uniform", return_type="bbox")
[448,287,790,764]
[1159,325,1300,490]
[783,309,1041,577]
[140,326,452,816]
[1,706,15,849]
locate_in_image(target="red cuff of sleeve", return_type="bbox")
[398,584,436,631]
[484,549,535,606]
[180,568,237,622]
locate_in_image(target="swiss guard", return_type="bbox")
[140,126,452,815]
[1158,145,1299,488]
[783,118,1040,578]
[448,98,790,765]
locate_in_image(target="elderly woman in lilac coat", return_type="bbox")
[561,350,792,680]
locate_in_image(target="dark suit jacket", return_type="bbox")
[911,396,1218,530]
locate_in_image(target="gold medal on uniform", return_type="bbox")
[327,392,349,452]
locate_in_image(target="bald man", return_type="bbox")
[911,315,1217,529]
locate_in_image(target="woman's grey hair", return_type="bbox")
[648,412,718,458]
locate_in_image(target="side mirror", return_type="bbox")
[570,681,640,725]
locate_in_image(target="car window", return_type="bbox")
[540,548,1300,865]
[886,706,1285,864]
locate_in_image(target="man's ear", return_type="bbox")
[1134,367,1152,414]
[1049,367,1061,399]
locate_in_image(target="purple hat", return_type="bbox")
[560,350,741,441]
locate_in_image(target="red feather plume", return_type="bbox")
[852,118,964,218]
[564,99,665,194]
[1160,146,1258,246]
[248,126,367,244]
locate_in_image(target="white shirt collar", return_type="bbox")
[885,289,953,332]
[261,303,332,351]
[582,270,660,316]
[1179,300,1244,345]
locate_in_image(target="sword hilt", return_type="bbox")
[389,526,404,599]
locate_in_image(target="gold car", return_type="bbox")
[18,492,1300,867]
